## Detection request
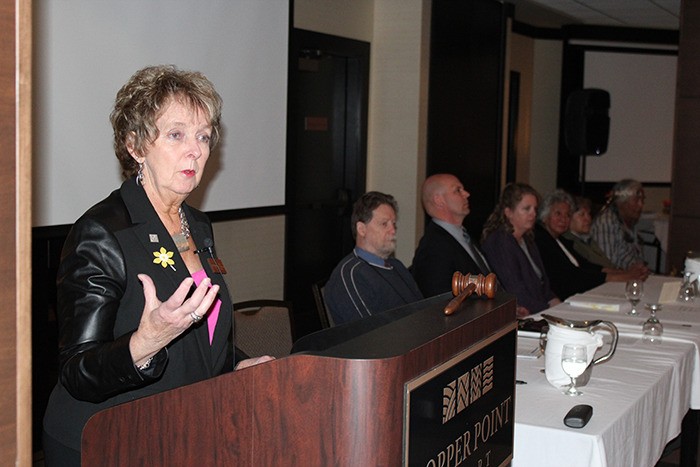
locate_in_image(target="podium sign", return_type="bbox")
[405,326,515,466]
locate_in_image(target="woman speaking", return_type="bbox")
[42,65,271,465]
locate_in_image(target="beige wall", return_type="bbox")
[496,31,565,197]
[366,0,430,263]
[528,38,563,195]
[212,216,285,302]
[295,0,430,265]
[237,0,537,301]
[219,0,375,303]
[508,32,535,185]
[205,3,619,305]
[507,33,671,210]
[235,2,639,301]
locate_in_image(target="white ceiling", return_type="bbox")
[509,0,680,30]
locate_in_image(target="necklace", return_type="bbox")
[171,206,191,252]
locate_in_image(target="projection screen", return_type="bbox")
[33,0,289,226]
[582,50,676,183]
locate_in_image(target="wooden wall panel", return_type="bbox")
[427,0,507,235]
[17,0,32,461]
[668,216,700,270]
[0,0,17,459]
[676,1,700,97]
[669,99,700,217]
[0,0,32,465]
[669,0,700,272]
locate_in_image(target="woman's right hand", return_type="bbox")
[235,355,275,370]
[604,263,650,282]
[129,273,220,367]
[629,262,651,280]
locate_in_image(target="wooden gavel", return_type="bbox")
[444,272,498,315]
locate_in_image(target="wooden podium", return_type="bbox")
[82,292,516,466]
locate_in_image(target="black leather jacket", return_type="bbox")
[43,178,233,451]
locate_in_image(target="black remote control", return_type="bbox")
[564,404,593,428]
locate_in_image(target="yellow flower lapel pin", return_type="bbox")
[153,247,177,271]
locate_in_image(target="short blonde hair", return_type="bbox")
[110,65,223,178]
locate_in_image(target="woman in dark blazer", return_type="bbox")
[481,183,560,316]
[534,189,607,300]
[535,189,645,300]
[42,65,271,466]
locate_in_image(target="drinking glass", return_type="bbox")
[625,280,644,315]
[643,303,663,338]
[561,344,587,396]
[678,271,697,302]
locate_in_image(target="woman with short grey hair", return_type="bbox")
[535,188,646,300]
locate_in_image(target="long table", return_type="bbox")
[512,275,700,467]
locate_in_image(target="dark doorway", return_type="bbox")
[285,29,369,338]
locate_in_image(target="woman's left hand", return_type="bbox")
[130,273,220,366]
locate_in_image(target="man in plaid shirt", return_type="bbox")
[591,179,650,276]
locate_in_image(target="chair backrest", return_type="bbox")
[233,299,294,359]
[638,229,662,274]
[312,278,334,328]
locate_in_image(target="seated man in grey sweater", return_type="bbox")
[325,191,423,325]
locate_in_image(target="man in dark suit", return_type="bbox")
[411,174,491,297]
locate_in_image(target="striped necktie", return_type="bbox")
[463,229,490,275]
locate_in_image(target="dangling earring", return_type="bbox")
[136,162,144,186]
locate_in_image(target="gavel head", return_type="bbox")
[451,272,498,299]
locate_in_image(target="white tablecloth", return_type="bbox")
[512,275,700,467]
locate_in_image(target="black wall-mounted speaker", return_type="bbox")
[564,89,610,156]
